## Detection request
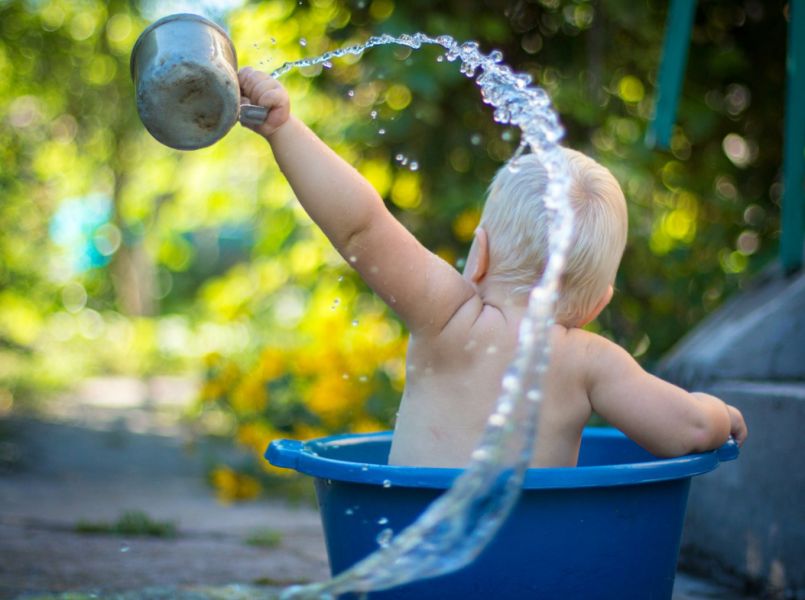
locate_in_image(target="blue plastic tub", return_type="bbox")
[267,428,738,600]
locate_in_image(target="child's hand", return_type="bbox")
[727,404,748,447]
[238,67,291,139]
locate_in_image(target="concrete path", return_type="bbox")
[0,377,749,599]
[0,377,328,599]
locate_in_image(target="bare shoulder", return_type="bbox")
[558,328,630,383]
[419,294,509,361]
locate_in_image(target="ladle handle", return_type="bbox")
[240,104,269,127]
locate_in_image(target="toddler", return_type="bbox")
[239,68,747,467]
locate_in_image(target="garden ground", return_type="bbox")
[0,377,747,599]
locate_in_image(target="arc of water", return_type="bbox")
[272,35,573,599]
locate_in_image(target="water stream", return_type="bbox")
[270,34,574,599]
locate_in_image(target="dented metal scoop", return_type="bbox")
[130,13,268,150]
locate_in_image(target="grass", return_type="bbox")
[75,510,177,538]
[244,528,283,548]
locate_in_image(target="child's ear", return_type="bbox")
[467,227,490,284]
[579,285,614,326]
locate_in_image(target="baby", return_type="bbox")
[239,68,747,468]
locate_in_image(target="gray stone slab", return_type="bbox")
[679,380,805,597]
[658,267,805,386]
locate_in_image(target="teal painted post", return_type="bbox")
[781,1,805,273]
[646,0,697,149]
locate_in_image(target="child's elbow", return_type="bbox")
[649,417,728,458]
[682,414,730,455]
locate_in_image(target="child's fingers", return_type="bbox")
[727,405,748,446]
[240,73,285,110]
[238,67,290,136]
[238,67,274,99]
[256,87,285,109]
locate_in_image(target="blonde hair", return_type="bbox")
[478,148,627,326]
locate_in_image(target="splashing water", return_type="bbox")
[273,33,573,599]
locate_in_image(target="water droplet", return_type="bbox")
[323,60,333,69]
[119,542,130,553]
[409,161,419,171]
[376,527,393,548]
[527,390,541,402]
[488,413,505,427]
[370,110,378,119]
[358,375,368,383]
[377,517,388,525]
[378,128,386,135]
[352,319,359,326]
[502,374,519,392]
[382,479,392,488]
[338,275,344,282]
[436,55,445,63]
[331,298,340,310]
[349,255,357,263]
[347,89,355,97]
[270,37,277,44]
[361,465,369,471]
[342,373,350,380]
[395,153,404,162]
[471,448,489,461]
[299,37,307,47]
[486,345,498,354]
[345,508,354,515]
[470,133,482,145]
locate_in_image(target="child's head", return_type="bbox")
[478,148,627,326]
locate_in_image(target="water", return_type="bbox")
[272,33,573,599]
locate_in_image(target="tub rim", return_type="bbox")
[266,428,739,490]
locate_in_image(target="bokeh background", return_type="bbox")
[0,0,788,498]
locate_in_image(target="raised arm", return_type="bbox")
[580,331,747,456]
[239,68,475,334]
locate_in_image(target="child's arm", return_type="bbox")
[580,331,747,456]
[239,68,475,335]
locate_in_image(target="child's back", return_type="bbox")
[392,315,594,468]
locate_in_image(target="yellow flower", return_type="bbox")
[257,347,287,380]
[452,207,481,242]
[210,466,261,503]
[291,423,329,442]
[236,422,274,455]
[199,379,225,403]
[305,372,365,426]
[203,352,224,369]
[230,372,269,414]
[350,416,386,434]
